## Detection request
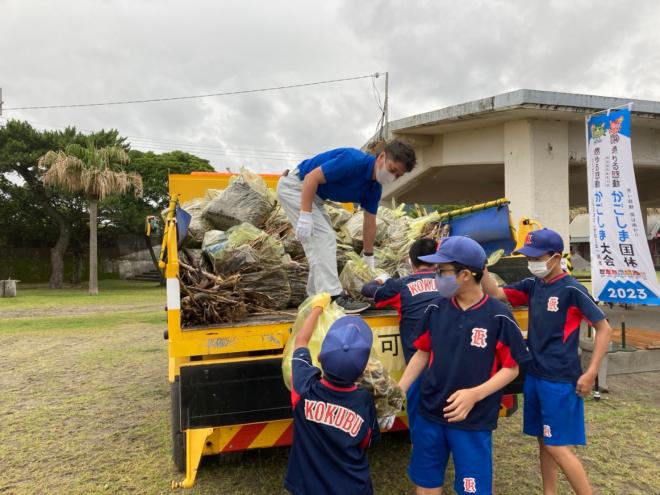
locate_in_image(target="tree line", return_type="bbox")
[0,120,214,292]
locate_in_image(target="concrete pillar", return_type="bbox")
[504,119,570,248]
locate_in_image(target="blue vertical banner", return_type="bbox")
[586,107,660,305]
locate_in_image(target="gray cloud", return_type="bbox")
[2,0,659,173]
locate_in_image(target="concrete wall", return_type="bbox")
[389,114,660,247]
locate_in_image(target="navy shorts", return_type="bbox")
[408,414,492,494]
[523,373,586,446]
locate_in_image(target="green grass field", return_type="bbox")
[0,281,658,494]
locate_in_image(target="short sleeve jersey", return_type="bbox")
[285,347,379,495]
[367,271,439,363]
[296,148,382,214]
[504,272,606,382]
[413,295,531,431]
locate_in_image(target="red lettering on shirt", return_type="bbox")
[350,415,364,437]
[406,278,437,296]
[303,399,364,438]
[547,296,559,312]
[333,408,347,427]
[323,403,338,424]
[470,328,488,348]
[342,411,356,432]
[304,399,315,418]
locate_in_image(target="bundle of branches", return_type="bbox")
[179,260,290,326]
[179,260,248,326]
[284,256,309,307]
[236,266,291,309]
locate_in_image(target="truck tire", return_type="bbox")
[171,379,186,472]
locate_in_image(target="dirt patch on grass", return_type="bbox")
[1,313,658,494]
[2,303,163,319]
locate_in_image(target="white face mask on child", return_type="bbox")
[528,255,558,278]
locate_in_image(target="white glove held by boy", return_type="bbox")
[378,415,395,431]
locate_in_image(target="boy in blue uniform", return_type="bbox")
[399,236,531,495]
[361,238,439,432]
[285,293,380,495]
[482,228,612,495]
[277,140,416,313]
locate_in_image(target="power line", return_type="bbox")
[132,143,299,163]
[0,115,313,159]
[3,73,381,111]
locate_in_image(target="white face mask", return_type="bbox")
[375,165,396,185]
[528,256,557,278]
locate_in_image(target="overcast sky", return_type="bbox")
[2,0,660,173]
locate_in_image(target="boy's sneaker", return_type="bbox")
[332,294,370,314]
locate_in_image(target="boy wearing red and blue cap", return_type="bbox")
[361,238,439,433]
[399,236,531,495]
[482,228,612,495]
[285,294,379,495]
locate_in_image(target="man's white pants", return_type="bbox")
[276,171,343,297]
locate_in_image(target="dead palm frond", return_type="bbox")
[39,140,142,200]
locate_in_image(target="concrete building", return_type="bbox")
[381,89,660,247]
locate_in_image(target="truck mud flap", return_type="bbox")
[180,358,292,428]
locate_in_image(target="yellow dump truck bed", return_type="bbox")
[161,171,528,489]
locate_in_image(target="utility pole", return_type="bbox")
[383,72,389,138]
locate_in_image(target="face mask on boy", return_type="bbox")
[528,255,558,278]
[435,274,459,298]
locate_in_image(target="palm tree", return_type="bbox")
[39,140,143,295]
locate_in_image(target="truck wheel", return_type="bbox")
[171,379,186,472]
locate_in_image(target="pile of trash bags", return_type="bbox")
[178,167,441,324]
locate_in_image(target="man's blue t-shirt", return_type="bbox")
[296,148,382,214]
[285,347,379,495]
[504,272,606,383]
[361,270,439,363]
[414,295,531,431]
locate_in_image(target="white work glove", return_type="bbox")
[363,253,375,272]
[295,211,313,242]
[378,415,395,431]
[375,273,390,285]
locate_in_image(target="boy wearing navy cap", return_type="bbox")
[277,140,416,313]
[399,236,531,495]
[361,238,439,433]
[482,228,612,495]
[285,293,380,495]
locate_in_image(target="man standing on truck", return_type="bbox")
[277,139,417,313]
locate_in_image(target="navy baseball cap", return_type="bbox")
[319,316,373,386]
[516,228,564,257]
[418,236,486,270]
